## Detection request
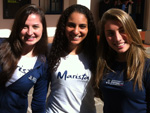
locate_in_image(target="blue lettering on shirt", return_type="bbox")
[57,70,89,80]
[17,65,31,74]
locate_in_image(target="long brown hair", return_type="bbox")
[0,4,48,87]
[96,8,147,90]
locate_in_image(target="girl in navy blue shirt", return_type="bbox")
[95,8,150,113]
[0,4,48,113]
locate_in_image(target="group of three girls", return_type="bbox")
[0,3,149,113]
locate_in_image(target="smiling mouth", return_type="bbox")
[114,43,126,48]
[117,43,124,46]
[26,37,35,41]
[28,37,34,39]
[74,36,80,39]
[74,34,82,39]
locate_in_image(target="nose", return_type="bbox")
[73,26,79,35]
[114,31,122,42]
[27,27,33,36]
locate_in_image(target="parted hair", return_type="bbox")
[96,8,147,90]
[0,4,48,87]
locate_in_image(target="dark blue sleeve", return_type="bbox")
[144,59,150,112]
[146,71,150,112]
[31,63,49,113]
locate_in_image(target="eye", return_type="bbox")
[33,25,39,29]
[106,31,114,37]
[119,27,125,33]
[66,22,75,28]
[23,25,28,29]
[79,24,87,29]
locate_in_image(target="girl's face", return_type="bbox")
[104,20,130,55]
[20,14,43,48]
[65,12,88,49]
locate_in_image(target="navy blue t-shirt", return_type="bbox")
[99,59,150,113]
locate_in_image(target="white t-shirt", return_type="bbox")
[5,56,37,87]
[46,53,96,113]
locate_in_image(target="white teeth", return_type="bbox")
[117,43,124,47]
[74,34,80,39]
[74,36,80,39]
[28,37,33,39]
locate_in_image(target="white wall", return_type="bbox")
[77,0,91,9]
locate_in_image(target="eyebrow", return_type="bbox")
[66,22,87,27]
[67,21,87,24]
[106,26,124,31]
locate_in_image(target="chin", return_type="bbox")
[117,50,128,53]
[71,41,80,45]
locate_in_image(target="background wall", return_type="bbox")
[0,0,100,38]
[1,0,149,38]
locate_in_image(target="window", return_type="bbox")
[3,0,31,19]
[39,0,63,14]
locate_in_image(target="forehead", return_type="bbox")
[104,20,123,30]
[26,13,41,21]
[67,12,87,23]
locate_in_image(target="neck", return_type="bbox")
[116,53,127,62]
[67,44,82,55]
[22,45,35,57]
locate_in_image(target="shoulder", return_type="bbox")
[35,55,48,74]
[143,58,150,80]
[143,58,150,89]
[144,58,150,68]
[37,55,47,63]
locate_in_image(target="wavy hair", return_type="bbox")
[48,4,97,76]
[96,8,147,90]
[0,4,48,86]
